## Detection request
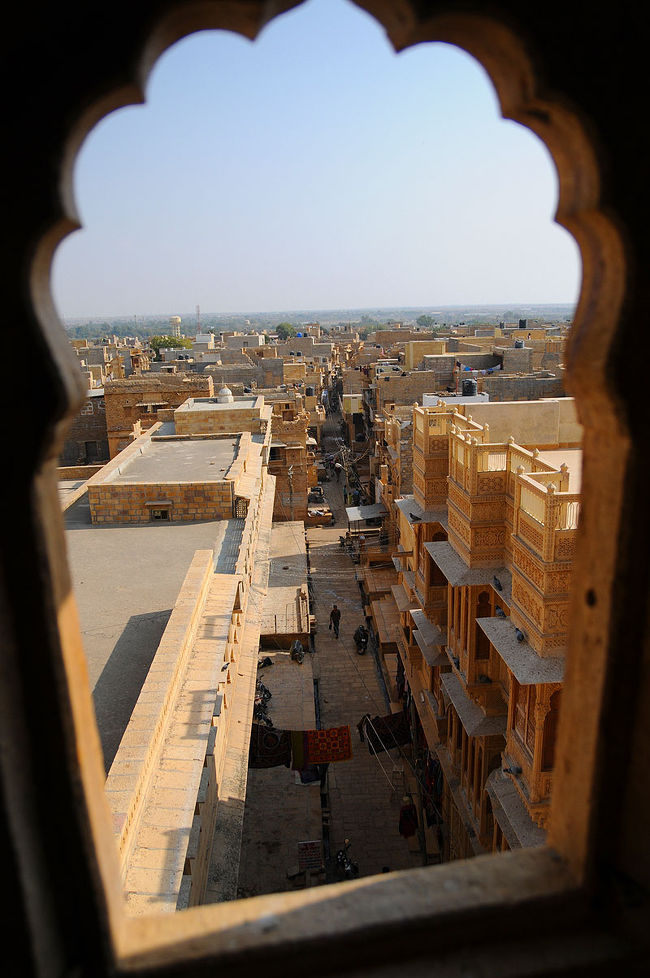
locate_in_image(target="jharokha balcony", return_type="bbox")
[414,413,580,851]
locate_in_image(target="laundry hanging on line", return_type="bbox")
[291,725,352,768]
[248,724,292,769]
[357,710,412,754]
[248,723,352,770]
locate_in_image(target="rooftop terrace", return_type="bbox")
[105,438,239,484]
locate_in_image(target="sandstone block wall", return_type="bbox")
[461,398,580,446]
[57,465,104,479]
[174,407,262,436]
[87,480,235,523]
[480,374,565,403]
[104,374,214,457]
[375,370,446,410]
[500,347,533,373]
[404,340,447,370]
[205,364,264,388]
[59,393,109,466]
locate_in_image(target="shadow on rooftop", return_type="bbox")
[94,609,172,774]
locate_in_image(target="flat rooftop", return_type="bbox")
[260,522,309,638]
[64,494,244,773]
[106,437,239,484]
[538,448,582,492]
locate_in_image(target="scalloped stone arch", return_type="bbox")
[37,2,624,434]
[19,1,635,974]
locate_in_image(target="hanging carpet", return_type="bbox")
[359,710,412,754]
[248,723,292,769]
[291,725,352,769]
[249,724,352,769]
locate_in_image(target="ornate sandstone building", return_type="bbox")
[366,400,580,860]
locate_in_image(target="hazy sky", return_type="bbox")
[51,0,581,320]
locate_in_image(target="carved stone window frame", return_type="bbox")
[5,1,643,976]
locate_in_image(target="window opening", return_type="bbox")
[150,507,170,521]
[33,0,629,972]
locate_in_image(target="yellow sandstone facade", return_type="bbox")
[373,401,580,861]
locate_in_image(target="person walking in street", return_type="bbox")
[329,604,341,639]
[334,462,343,483]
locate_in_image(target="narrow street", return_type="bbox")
[237,414,421,896]
[306,414,421,880]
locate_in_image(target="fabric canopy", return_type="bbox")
[345,502,386,522]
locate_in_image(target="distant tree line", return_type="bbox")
[276,322,297,340]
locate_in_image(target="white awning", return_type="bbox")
[345,502,387,522]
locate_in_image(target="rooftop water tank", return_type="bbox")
[462,378,478,396]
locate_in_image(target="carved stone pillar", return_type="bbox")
[530,697,550,803]
[468,435,479,493]
[543,483,561,562]
[460,586,467,655]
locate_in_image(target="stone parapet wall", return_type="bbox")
[422,352,501,372]
[57,464,104,479]
[88,480,234,523]
[223,430,252,488]
[175,407,262,436]
[104,465,275,909]
[105,549,214,875]
[86,421,161,487]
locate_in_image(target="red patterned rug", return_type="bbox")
[291,725,352,769]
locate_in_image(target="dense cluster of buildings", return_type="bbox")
[55,314,583,907]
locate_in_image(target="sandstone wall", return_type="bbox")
[87,480,235,523]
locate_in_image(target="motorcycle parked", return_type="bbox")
[335,838,359,880]
[353,625,369,655]
[254,679,273,726]
[290,639,305,664]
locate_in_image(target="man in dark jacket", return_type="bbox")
[329,604,341,638]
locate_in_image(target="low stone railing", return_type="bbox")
[57,464,105,479]
[515,471,580,561]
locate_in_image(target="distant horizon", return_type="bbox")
[62,300,576,326]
